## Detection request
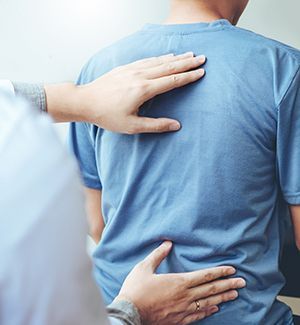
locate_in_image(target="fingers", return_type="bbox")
[141,241,173,272]
[190,277,246,301]
[126,116,181,134]
[130,52,194,69]
[145,55,206,79]
[186,289,239,315]
[181,306,219,325]
[182,266,236,288]
[147,68,205,99]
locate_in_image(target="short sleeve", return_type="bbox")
[277,67,300,205]
[69,122,102,190]
[68,61,102,190]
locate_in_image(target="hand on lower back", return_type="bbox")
[115,241,246,325]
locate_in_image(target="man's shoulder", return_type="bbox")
[231,26,300,64]
[77,31,143,85]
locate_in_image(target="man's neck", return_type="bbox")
[165,0,236,25]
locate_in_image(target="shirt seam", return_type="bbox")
[82,174,102,189]
[276,65,300,112]
[230,27,300,62]
[137,25,230,36]
[284,192,300,199]
[81,123,102,189]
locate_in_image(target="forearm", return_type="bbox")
[44,83,90,123]
[13,82,89,123]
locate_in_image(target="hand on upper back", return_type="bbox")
[77,52,206,134]
[115,241,246,325]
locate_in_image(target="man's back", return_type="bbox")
[70,19,300,324]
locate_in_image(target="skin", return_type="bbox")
[116,241,246,325]
[44,52,206,134]
[290,206,300,250]
[84,188,104,242]
[166,0,249,26]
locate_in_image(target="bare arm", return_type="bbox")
[84,187,104,244]
[290,205,300,250]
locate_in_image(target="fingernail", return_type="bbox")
[169,122,181,131]
[164,53,175,57]
[162,241,173,249]
[229,291,238,299]
[198,68,206,76]
[237,279,246,287]
[227,267,236,275]
[210,306,219,313]
[196,55,206,63]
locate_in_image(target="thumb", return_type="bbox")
[142,241,173,273]
[129,116,181,134]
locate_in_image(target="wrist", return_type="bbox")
[44,83,87,123]
[75,83,107,125]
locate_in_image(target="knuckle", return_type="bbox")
[222,293,228,302]
[129,81,149,99]
[126,125,138,135]
[177,277,188,291]
[190,70,199,79]
[167,63,176,73]
[202,299,210,308]
[222,267,230,277]
[171,74,180,85]
[131,69,143,78]
[209,284,217,295]
[131,80,149,95]
[204,272,214,282]
[153,122,164,133]
[233,279,240,287]
[138,81,150,96]
[222,292,231,301]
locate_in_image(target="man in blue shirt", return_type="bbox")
[69,0,300,324]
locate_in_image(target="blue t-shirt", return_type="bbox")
[69,19,300,325]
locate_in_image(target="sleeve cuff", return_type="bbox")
[284,193,300,205]
[12,82,47,112]
[82,174,102,190]
[107,300,142,325]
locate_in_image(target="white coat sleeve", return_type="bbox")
[0,93,111,325]
[0,79,15,95]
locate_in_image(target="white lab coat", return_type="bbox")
[0,81,121,325]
